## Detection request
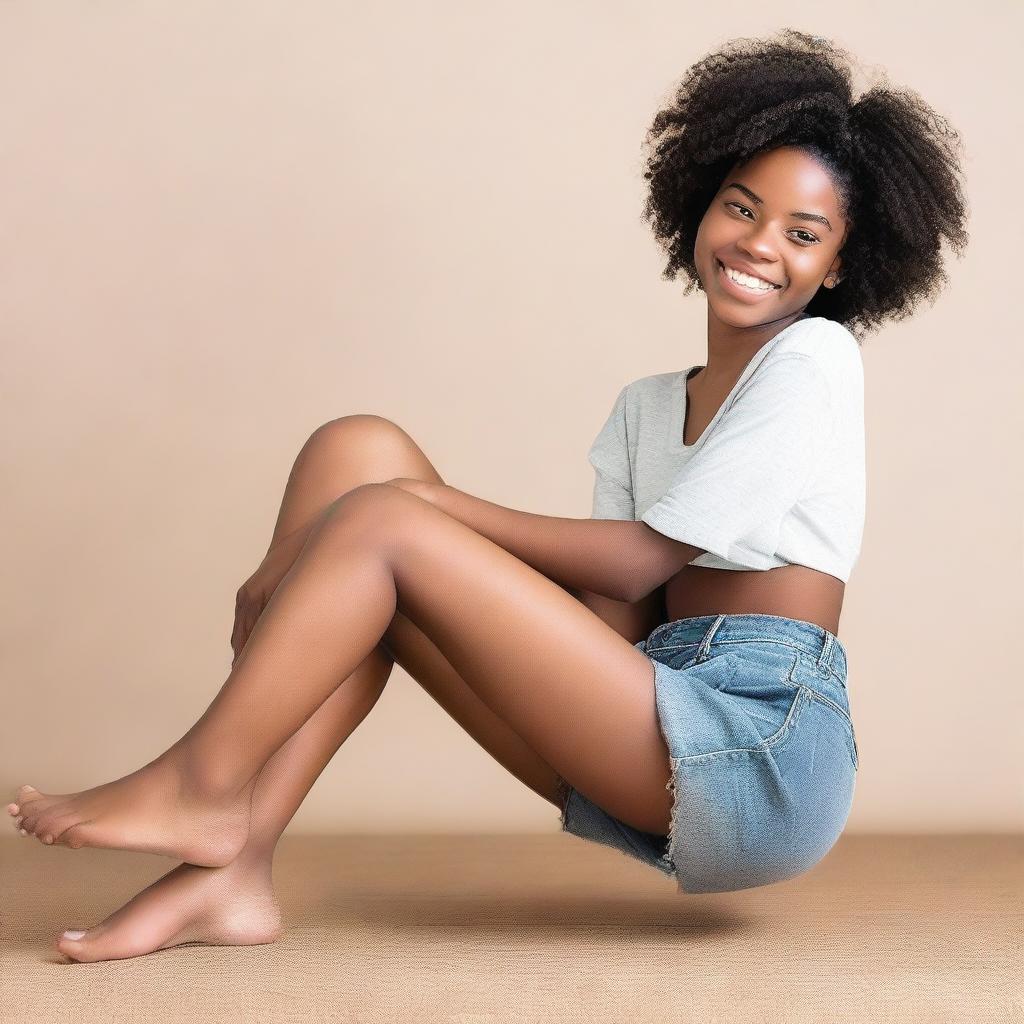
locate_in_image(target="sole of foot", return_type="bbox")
[7,761,253,867]
[52,859,282,963]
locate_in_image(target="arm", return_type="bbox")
[385,478,704,604]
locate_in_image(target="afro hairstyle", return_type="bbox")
[640,29,970,342]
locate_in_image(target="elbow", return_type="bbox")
[621,535,706,603]
[620,571,658,605]
[612,549,663,604]
[627,583,659,605]
[587,576,643,604]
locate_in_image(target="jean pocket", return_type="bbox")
[680,650,811,751]
[751,683,813,752]
[840,715,860,771]
[643,641,702,671]
[789,652,859,771]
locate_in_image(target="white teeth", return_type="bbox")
[722,263,777,290]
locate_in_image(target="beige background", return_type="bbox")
[1,3,1019,835]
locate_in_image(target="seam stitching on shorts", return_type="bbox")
[646,638,827,664]
[806,689,853,726]
[672,686,811,764]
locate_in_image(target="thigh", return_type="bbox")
[335,486,674,837]
[382,611,565,810]
[273,417,643,818]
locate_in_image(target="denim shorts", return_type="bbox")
[556,613,859,894]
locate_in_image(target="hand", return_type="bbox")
[229,482,437,667]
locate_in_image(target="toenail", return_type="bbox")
[62,930,86,940]
[20,829,27,836]
[44,835,53,844]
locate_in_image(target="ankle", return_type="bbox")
[228,842,276,875]
[159,743,254,803]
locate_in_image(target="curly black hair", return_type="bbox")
[640,29,970,341]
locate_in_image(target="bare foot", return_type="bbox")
[6,758,253,867]
[53,856,282,963]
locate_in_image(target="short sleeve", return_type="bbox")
[639,354,833,569]
[587,384,635,521]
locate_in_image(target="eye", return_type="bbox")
[724,202,820,245]
[726,201,754,220]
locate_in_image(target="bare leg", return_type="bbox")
[14,466,668,862]
[35,416,564,963]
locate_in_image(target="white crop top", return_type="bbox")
[587,316,866,583]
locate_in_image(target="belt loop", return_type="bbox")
[817,631,834,676]
[696,614,726,663]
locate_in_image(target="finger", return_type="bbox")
[233,618,253,665]
[230,608,248,658]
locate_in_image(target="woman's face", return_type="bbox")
[694,145,849,327]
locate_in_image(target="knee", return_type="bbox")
[310,413,404,454]
[322,481,406,533]
[308,415,429,475]
[307,415,445,492]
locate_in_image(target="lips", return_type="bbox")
[717,258,782,289]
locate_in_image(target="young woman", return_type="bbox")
[10,29,968,962]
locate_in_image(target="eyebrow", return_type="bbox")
[723,182,833,232]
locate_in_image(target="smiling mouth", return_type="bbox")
[717,259,783,291]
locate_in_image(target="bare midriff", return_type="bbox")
[664,562,845,638]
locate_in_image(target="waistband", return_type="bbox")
[646,613,848,682]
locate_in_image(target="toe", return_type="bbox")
[22,806,47,831]
[15,789,43,811]
[7,803,19,815]
[56,929,89,961]
[25,809,57,838]
[26,801,65,840]
[42,813,79,846]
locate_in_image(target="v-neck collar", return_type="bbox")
[669,317,814,452]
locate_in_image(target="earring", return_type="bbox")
[825,274,839,287]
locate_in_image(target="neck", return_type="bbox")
[699,308,808,386]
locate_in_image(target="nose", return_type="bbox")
[736,221,781,264]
